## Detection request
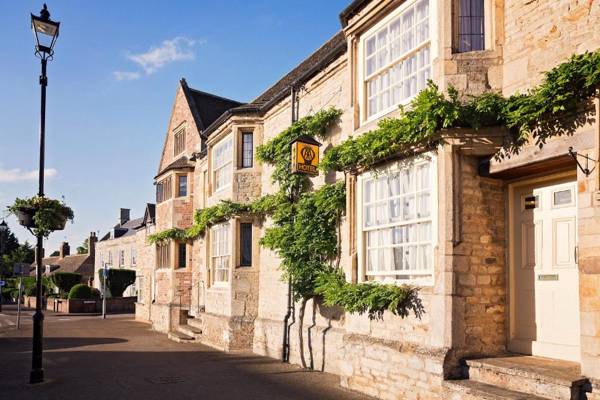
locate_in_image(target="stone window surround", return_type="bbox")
[356,152,438,286]
[357,0,436,125]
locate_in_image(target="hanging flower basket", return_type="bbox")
[7,196,74,237]
[14,207,36,228]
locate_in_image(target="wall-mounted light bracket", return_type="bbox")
[568,147,597,177]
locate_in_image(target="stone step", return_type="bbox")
[444,380,552,400]
[465,355,589,400]
[186,317,203,331]
[167,330,195,344]
[177,324,202,340]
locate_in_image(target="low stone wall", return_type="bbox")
[200,312,255,351]
[45,297,136,314]
[254,316,448,400]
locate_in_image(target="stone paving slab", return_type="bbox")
[0,305,374,400]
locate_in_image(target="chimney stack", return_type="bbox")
[119,208,131,226]
[88,232,97,258]
[59,242,70,258]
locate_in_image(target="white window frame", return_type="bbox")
[119,250,125,267]
[131,247,137,266]
[212,135,233,192]
[210,222,231,285]
[358,0,437,123]
[356,153,437,285]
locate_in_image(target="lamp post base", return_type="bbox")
[29,368,44,384]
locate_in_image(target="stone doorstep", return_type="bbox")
[178,324,202,340]
[444,380,551,400]
[465,355,589,400]
[186,317,203,331]
[167,330,196,344]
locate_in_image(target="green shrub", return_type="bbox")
[51,272,82,295]
[90,287,101,299]
[68,284,96,300]
[98,269,135,297]
[24,284,48,297]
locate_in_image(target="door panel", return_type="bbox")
[509,177,580,362]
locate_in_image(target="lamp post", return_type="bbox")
[30,3,59,385]
[0,220,8,313]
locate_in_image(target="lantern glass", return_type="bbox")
[31,14,59,54]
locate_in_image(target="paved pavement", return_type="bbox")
[0,305,373,400]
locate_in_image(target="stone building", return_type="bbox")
[95,206,154,297]
[138,0,600,399]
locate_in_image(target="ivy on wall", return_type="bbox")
[321,50,600,172]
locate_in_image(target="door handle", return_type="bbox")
[574,245,579,264]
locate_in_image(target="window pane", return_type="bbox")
[362,158,434,281]
[458,0,485,52]
[240,223,252,266]
[242,133,253,168]
[178,243,186,268]
[178,175,187,197]
[364,1,431,117]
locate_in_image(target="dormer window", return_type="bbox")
[362,0,431,120]
[174,128,186,156]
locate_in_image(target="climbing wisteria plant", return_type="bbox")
[321,50,600,172]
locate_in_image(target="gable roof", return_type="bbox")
[143,203,156,226]
[155,155,195,179]
[180,78,243,131]
[202,31,347,137]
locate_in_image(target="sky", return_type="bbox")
[0,0,349,253]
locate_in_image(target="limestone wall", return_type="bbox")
[502,0,600,95]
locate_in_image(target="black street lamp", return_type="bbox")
[30,3,59,385]
[0,220,7,313]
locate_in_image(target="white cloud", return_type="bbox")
[128,37,196,75]
[0,168,57,183]
[113,71,141,81]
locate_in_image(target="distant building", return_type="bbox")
[31,232,98,284]
[95,205,155,297]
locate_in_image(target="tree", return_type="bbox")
[0,223,32,276]
[50,272,82,297]
[76,238,88,255]
[98,269,135,297]
[50,251,59,257]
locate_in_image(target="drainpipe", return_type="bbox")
[282,84,299,362]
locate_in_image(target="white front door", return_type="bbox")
[509,176,580,362]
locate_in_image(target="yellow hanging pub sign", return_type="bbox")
[291,135,322,176]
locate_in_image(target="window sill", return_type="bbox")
[213,184,231,194]
[208,283,229,291]
[450,48,500,60]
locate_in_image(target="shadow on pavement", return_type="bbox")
[1,337,128,352]
[0,349,371,400]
